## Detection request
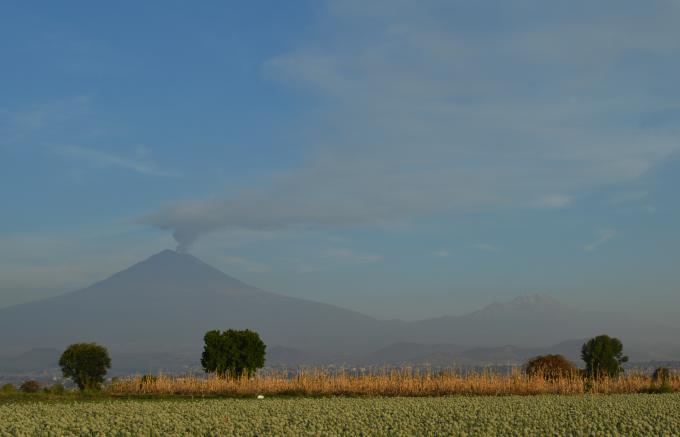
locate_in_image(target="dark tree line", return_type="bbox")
[51,329,266,391]
[30,331,668,392]
[526,334,630,380]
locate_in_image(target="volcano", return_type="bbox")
[1,250,677,372]
[0,250,391,358]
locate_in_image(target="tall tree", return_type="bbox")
[201,329,266,378]
[581,335,628,379]
[59,343,111,390]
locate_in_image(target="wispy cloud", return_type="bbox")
[471,243,501,253]
[534,195,574,209]
[55,145,176,177]
[609,190,648,205]
[584,230,617,252]
[432,249,450,257]
[143,0,680,251]
[220,255,270,273]
[1,96,93,147]
[290,249,383,274]
[4,96,91,132]
[323,249,383,263]
[293,260,321,274]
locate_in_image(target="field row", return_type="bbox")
[2,394,680,436]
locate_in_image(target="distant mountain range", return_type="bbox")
[1,250,678,374]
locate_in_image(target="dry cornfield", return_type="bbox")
[109,368,680,397]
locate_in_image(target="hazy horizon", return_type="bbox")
[0,248,579,321]
[2,1,680,323]
[3,248,677,367]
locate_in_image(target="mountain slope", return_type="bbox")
[1,251,677,369]
[402,294,677,356]
[0,250,394,356]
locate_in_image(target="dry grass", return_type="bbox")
[109,369,680,397]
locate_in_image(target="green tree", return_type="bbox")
[201,329,266,378]
[59,343,111,390]
[581,335,628,379]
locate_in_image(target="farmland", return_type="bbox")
[2,394,680,436]
[109,369,679,397]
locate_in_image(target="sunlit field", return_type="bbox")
[109,369,679,397]
[2,395,680,436]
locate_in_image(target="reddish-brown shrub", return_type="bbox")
[19,380,41,393]
[525,355,578,380]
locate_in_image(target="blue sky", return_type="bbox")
[2,1,679,320]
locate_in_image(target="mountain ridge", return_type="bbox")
[1,250,677,369]
[0,250,389,357]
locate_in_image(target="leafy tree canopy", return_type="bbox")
[201,329,266,378]
[581,335,628,379]
[59,343,111,390]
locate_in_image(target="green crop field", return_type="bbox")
[1,394,679,436]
